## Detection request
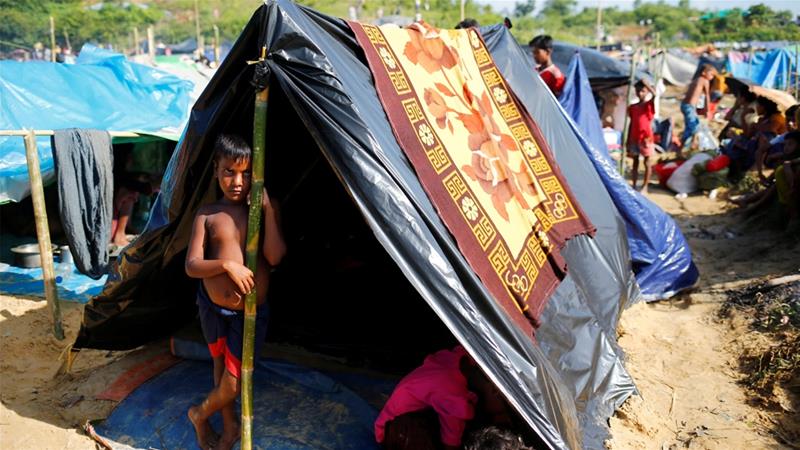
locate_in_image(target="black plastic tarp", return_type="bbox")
[524,41,651,92]
[78,2,640,449]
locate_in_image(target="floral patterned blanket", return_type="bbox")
[349,22,595,333]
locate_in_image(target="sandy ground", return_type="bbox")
[0,295,169,449]
[608,185,799,450]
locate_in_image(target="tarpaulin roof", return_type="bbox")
[0,44,192,203]
[650,51,697,87]
[726,48,798,90]
[530,42,651,91]
[560,53,699,301]
[78,2,640,448]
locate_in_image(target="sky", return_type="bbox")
[478,0,800,16]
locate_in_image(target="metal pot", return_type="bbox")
[10,243,44,268]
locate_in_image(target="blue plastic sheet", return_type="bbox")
[559,54,698,301]
[726,48,797,90]
[95,359,389,449]
[0,44,192,203]
[0,262,106,303]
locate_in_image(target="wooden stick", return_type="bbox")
[147,26,155,64]
[241,52,269,450]
[49,16,56,62]
[619,46,638,175]
[213,25,220,65]
[133,27,141,56]
[23,130,64,340]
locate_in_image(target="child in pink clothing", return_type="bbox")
[375,346,511,450]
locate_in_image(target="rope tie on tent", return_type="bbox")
[248,45,271,91]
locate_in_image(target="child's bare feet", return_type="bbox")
[216,422,241,450]
[188,405,219,450]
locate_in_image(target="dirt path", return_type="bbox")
[609,187,799,450]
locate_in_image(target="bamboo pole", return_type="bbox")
[241,48,269,450]
[619,47,638,175]
[23,130,64,340]
[213,25,220,65]
[194,0,202,58]
[63,29,71,53]
[147,26,155,64]
[49,16,56,62]
[133,27,141,56]
[795,44,799,100]
[460,0,465,22]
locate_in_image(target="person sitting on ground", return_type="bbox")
[722,90,758,139]
[724,96,787,179]
[755,104,799,184]
[627,79,657,192]
[681,64,717,151]
[456,18,480,29]
[731,131,800,216]
[185,134,286,450]
[375,345,512,450]
[529,35,565,97]
[463,426,532,450]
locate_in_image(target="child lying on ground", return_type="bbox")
[375,346,513,450]
[185,134,286,450]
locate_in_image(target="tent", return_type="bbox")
[77,2,641,448]
[726,48,798,90]
[649,50,697,87]
[546,42,650,92]
[0,44,192,203]
[560,54,699,300]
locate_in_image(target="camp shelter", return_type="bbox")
[560,53,699,301]
[649,50,697,87]
[546,42,650,92]
[78,2,641,448]
[727,47,798,90]
[0,44,192,204]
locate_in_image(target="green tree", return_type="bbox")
[540,0,576,17]
[514,0,535,18]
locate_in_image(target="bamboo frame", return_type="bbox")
[241,57,269,450]
[619,47,638,175]
[23,130,64,340]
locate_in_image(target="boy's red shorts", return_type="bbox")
[196,283,269,378]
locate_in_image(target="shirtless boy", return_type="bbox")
[681,64,717,151]
[185,134,286,450]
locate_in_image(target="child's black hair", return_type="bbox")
[456,18,480,29]
[756,96,779,115]
[700,63,717,75]
[529,34,553,52]
[464,427,530,450]
[214,134,251,162]
[634,80,647,92]
[785,104,799,122]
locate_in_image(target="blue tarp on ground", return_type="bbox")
[95,359,392,449]
[0,44,192,203]
[0,262,106,303]
[726,48,797,90]
[559,54,699,301]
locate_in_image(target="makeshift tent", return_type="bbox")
[649,50,696,87]
[0,44,192,203]
[560,54,699,300]
[543,42,650,92]
[726,48,798,90]
[78,2,641,448]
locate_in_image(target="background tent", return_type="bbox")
[78,2,640,448]
[726,48,797,90]
[649,50,696,87]
[559,53,699,300]
[0,44,192,203]
[530,42,651,92]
